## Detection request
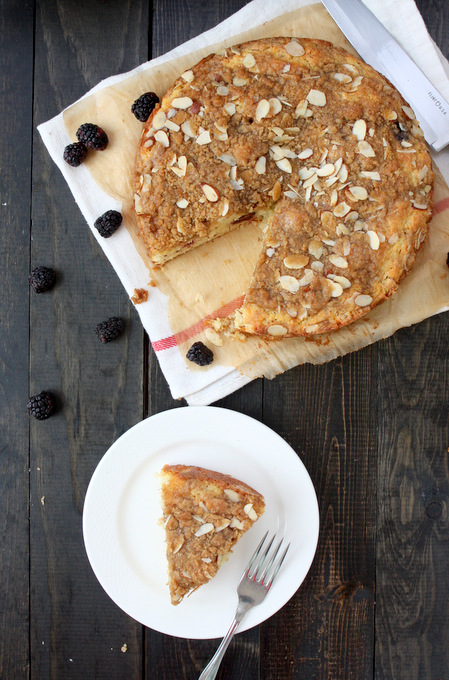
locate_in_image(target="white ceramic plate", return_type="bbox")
[83,406,319,639]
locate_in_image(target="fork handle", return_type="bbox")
[198,603,249,680]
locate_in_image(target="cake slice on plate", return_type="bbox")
[159,464,265,605]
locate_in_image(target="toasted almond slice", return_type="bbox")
[201,183,220,202]
[329,274,351,289]
[255,156,266,174]
[221,199,229,217]
[360,170,381,181]
[327,279,343,297]
[333,202,351,217]
[176,198,189,209]
[307,89,326,106]
[354,294,373,307]
[181,69,194,82]
[284,254,309,269]
[269,98,283,115]
[279,275,300,293]
[171,96,193,109]
[412,202,428,210]
[333,73,352,83]
[367,230,380,250]
[152,110,167,130]
[308,240,324,260]
[218,153,237,166]
[276,158,292,173]
[181,120,195,137]
[358,140,375,157]
[402,105,416,120]
[298,167,315,180]
[196,130,211,145]
[223,102,236,116]
[256,99,270,121]
[303,172,318,189]
[154,130,169,147]
[338,164,348,183]
[233,77,248,87]
[285,40,305,56]
[352,119,366,141]
[242,53,256,68]
[224,489,241,502]
[244,503,258,521]
[267,325,288,336]
[271,180,282,201]
[298,269,314,286]
[316,163,335,177]
[229,518,246,530]
[297,148,313,160]
[165,120,180,132]
[282,63,291,73]
[329,254,348,269]
[383,110,398,121]
[216,85,229,96]
[349,186,368,201]
[195,523,214,537]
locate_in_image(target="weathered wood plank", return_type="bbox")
[30,1,149,678]
[375,320,449,680]
[0,1,34,678]
[261,348,377,680]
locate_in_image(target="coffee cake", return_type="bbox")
[134,38,433,337]
[159,464,265,605]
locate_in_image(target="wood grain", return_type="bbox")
[29,1,150,678]
[0,1,34,678]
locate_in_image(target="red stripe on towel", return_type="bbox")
[151,295,245,352]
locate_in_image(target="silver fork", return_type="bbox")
[198,532,290,680]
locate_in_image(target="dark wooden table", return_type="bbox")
[1,1,449,678]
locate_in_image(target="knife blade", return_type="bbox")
[321,0,449,152]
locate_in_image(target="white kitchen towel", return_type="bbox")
[38,0,449,406]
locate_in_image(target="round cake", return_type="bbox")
[133,37,433,337]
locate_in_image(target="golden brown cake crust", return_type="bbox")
[160,464,265,605]
[134,37,433,337]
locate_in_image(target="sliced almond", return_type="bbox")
[194,523,214,537]
[196,130,211,145]
[358,140,376,158]
[285,40,305,57]
[279,275,300,293]
[297,148,313,160]
[181,69,194,82]
[233,77,248,87]
[204,327,223,347]
[244,504,258,521]
[256,99,270,121]
[216,85,229,96]
[316,163,335,177]
[295,100,313,118]
[223,102,236,116]
[269,98,283,115]
[255,156,266,174]
[176,198,189,209]
[348,186,368,201]
[333,202,351,217]
[171,96,193,109]
[402,105,416,120]
[221,199,229,217]
[218,153,237,166]
[229,518,246,530]
[267,325,288,336]
[276,158,292,173]
[284,254,309,269]
[307,89,326,107]
[242,53,256,68]
[181,120,195,137]
[154,130,169,147]
[165,120,180,132]
[329,254,348,269]
[333,73,352,83]
[271,180,282,201]
[201,183,220,202]
[308,240,324,259]
[352,119,367,141]
[383,110,398,121]
[298,269,314,286]
[224,489,241,502]
[328,274,351,289]
[327,279,343,297]
[354,294,373,307]
[152,110,167,130]
[215,519,231,533]
[367,230,380,250]
[360,170,381,181]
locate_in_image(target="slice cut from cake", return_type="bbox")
[159,464,265,605]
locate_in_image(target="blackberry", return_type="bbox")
[94,210,122,238]
[63,141,88,167]
[186,341,214,366]
[27,391,56,420]
[131,92,160,122]
[76,123,108,151]
[28,266,56,293]
[95,317,125,343]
